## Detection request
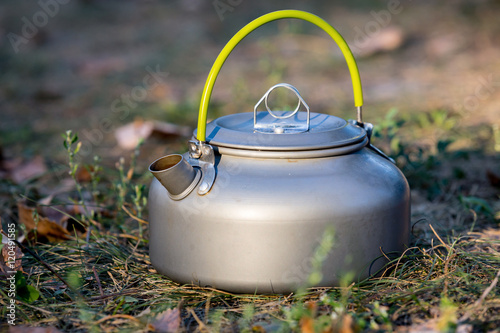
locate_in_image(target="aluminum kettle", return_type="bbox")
[148,10,410,294]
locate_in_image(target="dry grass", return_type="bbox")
[1,207,498,332]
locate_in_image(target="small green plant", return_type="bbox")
[63,130,90,223]
[459,196,494,216]
[88,155,103,211]
[113,138,147,237]
[15,271,39,303]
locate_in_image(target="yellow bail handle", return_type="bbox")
[197,9,363,142]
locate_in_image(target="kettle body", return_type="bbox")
[149,146,409,293]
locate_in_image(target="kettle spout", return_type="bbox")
[149,154,199,198]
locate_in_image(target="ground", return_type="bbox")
[0,0,499,332]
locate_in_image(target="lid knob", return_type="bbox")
[253,83,310,134]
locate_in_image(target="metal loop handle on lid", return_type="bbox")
[263,83,302,119]
[254,83,310,134]
[196,9,364,142]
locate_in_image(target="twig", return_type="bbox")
[116,233,141,241]
[474,269,500,307]
[459,269,500,323]
[379,247,391,262]
[188,308,209,332]
[16,300,53,315]
[107,271,120,291]
[122,204,148,225]
[14,240,82,300]
[96,314,140,325]
[124,239,141,273]
[93,266,105,304]
[390,246,418,280]
[204,295,212,325]
[429,224,451,250]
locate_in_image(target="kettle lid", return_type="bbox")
[200,111,366,151]
[197,83,367,152]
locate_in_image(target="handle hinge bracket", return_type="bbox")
[188,140,216,195]
[349,119,396,164]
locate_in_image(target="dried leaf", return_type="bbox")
[152,121,191,138]
[17,202,71,243]
[38,195,54,206]
[114,119,191,150]
[1,228,24,274]
[76,166,93,183]
[152,308,181,333]
[137,306,151,318]
[115,120,155,150]
[9,156,47,184]
[353,26,405,58]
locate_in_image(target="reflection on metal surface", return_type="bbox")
[254,83,310,134]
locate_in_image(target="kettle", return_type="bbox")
[148,10,410,293]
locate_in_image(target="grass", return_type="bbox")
[0,108,499,332]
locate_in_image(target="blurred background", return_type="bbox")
[1,3,499,329]
[1,0,499,191]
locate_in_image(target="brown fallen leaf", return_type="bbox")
[353,26,405,58]
[17,202,71,243]
[1,226,24,274]
[75,166,92,183]
[137,306,151,318]
[114,119,191,150]
[9,155,47,184]
[115,119,155,150]
[9,326,63,333]
[152,121,192,138]
[151,308,181,333]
